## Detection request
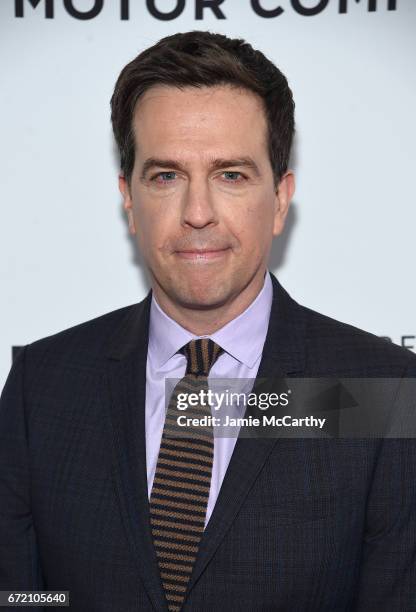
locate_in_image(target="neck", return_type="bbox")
[152,269,267,336]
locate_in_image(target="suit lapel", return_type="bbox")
[103,272,307,609]
[185,272,307,597]
[105,293,168,611]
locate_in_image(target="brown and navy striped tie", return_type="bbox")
[149,338,224,611]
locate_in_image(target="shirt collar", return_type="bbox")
[148,270,273,369]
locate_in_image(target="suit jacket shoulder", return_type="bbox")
[18,274,416,381]
[23,295,150,369]
[300,303,416,376]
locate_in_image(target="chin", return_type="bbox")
[173,283,230,310]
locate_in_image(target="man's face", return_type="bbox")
[119,84,294,311]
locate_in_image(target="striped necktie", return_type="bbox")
[149,338,224,611]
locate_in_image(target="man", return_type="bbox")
[1,31,415,611]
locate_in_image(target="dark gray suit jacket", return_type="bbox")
[1,273,416,611]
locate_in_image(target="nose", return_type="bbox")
[180,176,217,229]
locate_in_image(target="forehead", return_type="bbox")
[132,84,268,159]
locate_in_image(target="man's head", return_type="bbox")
[110,31,295,324]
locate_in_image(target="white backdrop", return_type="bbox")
[1,0,415,387]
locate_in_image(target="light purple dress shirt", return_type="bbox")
[145,269,273,527]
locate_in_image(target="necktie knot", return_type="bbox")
[180,338,224,377]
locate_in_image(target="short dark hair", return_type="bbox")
[110,30,295,186]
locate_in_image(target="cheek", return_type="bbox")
[133,201,175,256]
[229,198,275,245]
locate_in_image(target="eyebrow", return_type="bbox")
[140,156,261,179]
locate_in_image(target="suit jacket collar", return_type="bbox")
[105,272,307,610]
[259,272,306,376]
[106,271,306,375]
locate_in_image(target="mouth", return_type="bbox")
[174,248,231,262]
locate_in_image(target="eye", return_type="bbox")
[222,171,245,182]
[152,171,177,184]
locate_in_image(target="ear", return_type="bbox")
[273,170,295,237]
[119,174,136,235]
